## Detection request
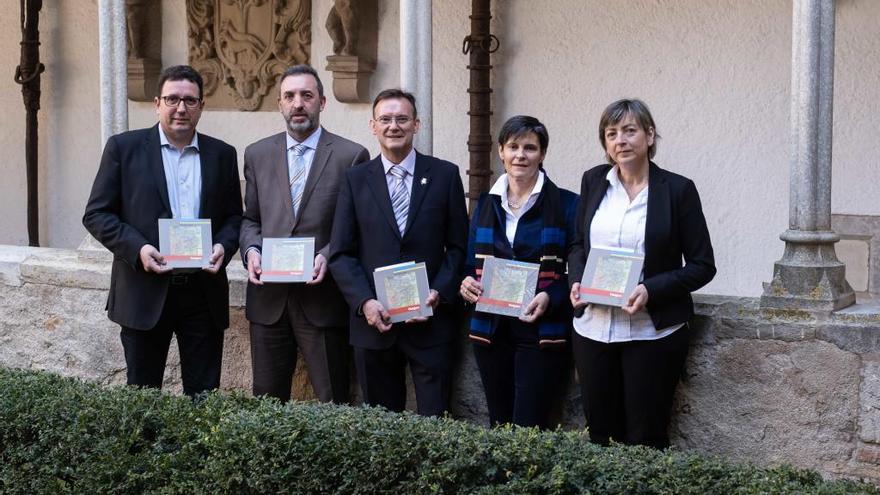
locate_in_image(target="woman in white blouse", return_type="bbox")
[568,99,716,448]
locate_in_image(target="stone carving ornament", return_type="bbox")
[126,0,162,102]
[326,0,358,56]
[324,0,376,103]
[187,0,311,111]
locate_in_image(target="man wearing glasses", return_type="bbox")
[239,65,369,403]
[329,89,468,416]
[83,65,242,397]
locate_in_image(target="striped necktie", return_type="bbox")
[389,165,409,235]
[289,144,308,217]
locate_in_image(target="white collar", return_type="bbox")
[489,170,545,202]
[286,127,322,151]
[606,165,621,186]
[158,125,199,150]
[381,148,417,176]
[606,165,649,201]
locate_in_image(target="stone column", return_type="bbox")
[98,0,128,145]
[85,0,128,257]
[400,0,432,154]
[761,0,854,311]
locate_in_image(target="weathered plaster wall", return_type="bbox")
[0,0,29,247]
[2,245,880,482]
[0,0,103,247]
[0,0,879,298]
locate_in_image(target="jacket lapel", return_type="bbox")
[582,164,612,243]
[272,133,295,225]
[402,152,431,238]
[644,162,669,273]
[198,133,216,217]
[365,158,402,239]
[146,125,172,215]
[294,128,332,229]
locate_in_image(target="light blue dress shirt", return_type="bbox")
[158,126,202,219]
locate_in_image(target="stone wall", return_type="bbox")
[1,244,878,482]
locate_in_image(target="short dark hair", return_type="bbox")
[156,65,204,99]
[497,115,549,153]
[279,64,324,98]
[372,89,418,119]
[599,98,660,161]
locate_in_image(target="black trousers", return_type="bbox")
[120,278,224,397]
[473,318,569,429]
[571,324,690,449]
[250,299,350,403]
[353,338,453,417]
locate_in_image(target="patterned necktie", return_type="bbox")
[289,144,308,217]
[389,165,409,235]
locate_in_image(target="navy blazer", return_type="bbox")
[568,162,716,330]
[328,152,469,350]
[83,124,243,330]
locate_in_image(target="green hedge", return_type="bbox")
[0,368,875,495]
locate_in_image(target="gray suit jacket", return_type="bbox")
[240,128,370,327]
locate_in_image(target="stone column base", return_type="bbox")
[761,234,855,311]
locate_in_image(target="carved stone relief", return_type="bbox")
[325,0,377,103]
[126,0,162,102]
[187,0,311,111]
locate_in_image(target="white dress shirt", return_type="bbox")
[488,171,545,245]
[381,148,416,197]
[573,165,683,343]
[159,126,201,219]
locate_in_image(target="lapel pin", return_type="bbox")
[420,177,428,186]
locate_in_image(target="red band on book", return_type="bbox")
[477,297,522,309]
[263,271,304,276]
[388,305,420,316]
[579,287,623,298]
[164,255,202,261]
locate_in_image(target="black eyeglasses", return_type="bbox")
[160,95,202,108]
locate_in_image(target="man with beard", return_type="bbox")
[239,65,369,402]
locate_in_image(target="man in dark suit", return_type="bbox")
[83,65,242,397]
[239,65,369,403]
[329,89,468,416]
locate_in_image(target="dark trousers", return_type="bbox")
[473,319,569,429]
[120,281,224,397]
[250,299,350,403]
[353,338,453,417]
[572,325,690,449]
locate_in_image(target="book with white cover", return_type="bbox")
[475,256,539,317]
[373,261,433,323]
[158,218,212,269]
[578,247,644,306]
[261,237,315,283]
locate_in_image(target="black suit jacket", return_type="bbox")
[83,124,242,331]
[328,152,468,350]
[568,162,716,329]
